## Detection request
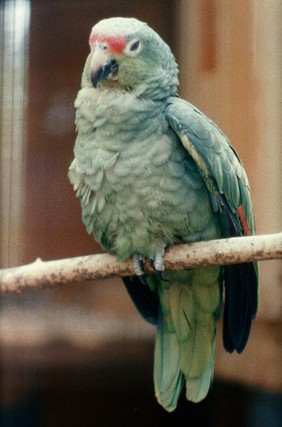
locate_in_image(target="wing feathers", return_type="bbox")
[223,262,258,353]
[166,97,258,356]
[122,276,159,325]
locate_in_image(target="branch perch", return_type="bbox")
[0,233,281,296]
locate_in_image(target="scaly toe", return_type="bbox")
[150,247,167,280]
[154,247,165,272]
[133,254,145,276]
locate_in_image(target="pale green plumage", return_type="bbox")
[69,86,219,261]
[146,267,220,410]
[69,17,258,412]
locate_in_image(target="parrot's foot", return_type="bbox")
[133,254,146,284]
[150,247,165,272]
[150,247,167,281]
[133,247,167,282]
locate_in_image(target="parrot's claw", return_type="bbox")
[133,254,146,284]
[150,248,167,282]
[137,275,147,285]
[133,247,167,281]
[152,247,168,280]
[149,255,167,281]
[153,248,166,272]
[156,270,168,282]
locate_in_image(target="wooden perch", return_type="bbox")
[0,233,281,296]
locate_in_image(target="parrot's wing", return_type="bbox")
[123,276,159,325]
[166,96,258,353]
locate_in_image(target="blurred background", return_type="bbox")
[0,0,281,425]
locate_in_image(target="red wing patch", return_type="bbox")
[237,205,251,236]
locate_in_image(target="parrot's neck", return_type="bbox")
[75,86,168,149]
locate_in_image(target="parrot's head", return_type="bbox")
[83,17,179,99]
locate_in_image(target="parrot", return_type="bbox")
[68,17,258,412]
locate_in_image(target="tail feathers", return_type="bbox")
[179,319,215,378]
[166,283,195,340]
[154,317,184,412]
[223,262,258,353]
[180,319,216,403]
[154,281,217,411]
[154,316,215,410]
[185,339,215,403]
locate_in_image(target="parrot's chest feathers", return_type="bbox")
[69,88,215,259]
[74,87,165,144]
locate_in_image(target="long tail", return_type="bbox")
[152,267,220,411]
[123,267,220,412]
[154,313,184,412]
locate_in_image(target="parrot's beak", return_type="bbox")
[90,48,118,88]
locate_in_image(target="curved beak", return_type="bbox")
[90,47,118,88]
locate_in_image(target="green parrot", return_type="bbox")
[68,17,258,412]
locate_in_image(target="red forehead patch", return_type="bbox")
[89,34,126,54]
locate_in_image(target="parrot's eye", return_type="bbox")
[125,39,142,56]
[100,43,108,50]
[130,40,140,51]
